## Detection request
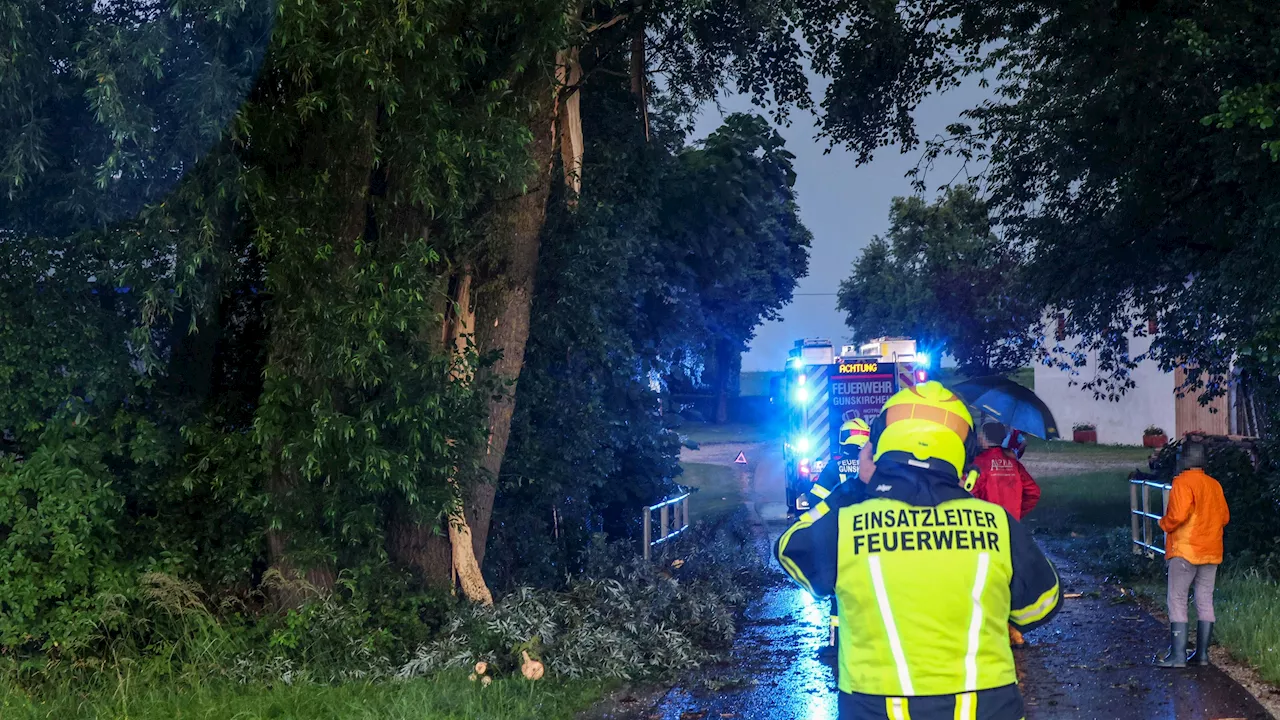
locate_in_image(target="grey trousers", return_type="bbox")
[1167,557,1218,623]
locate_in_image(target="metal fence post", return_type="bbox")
[1160,486,1171,554]
[1146,481,1157,556]
[660,504,669,546]
[643,508,652,562]
[1130,481,1141,555]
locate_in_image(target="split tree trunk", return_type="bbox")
[439,271,493,605]
[466,113,557,569]
[458,23,588,571]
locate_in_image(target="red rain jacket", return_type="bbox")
[973,447,1041,521]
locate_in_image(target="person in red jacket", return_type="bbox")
[973,423,1041,521]
[973,422,1042,646]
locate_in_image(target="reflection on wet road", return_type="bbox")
[644,542,1271,720]
[1016,547,1269,720]
[647,578,839,720]
[639,444,1273,720]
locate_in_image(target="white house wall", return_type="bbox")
[1033,322,1176,446]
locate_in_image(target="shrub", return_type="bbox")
[1072,422,1096,432]
[1144,425,1166,437]
[399,511,772,682]
[0,436,131,656]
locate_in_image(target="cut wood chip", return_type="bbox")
[1064,592,1084,599]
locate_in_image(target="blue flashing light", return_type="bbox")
[794,387,810,405]
[798,373,807,386]
[916,352,931,369]
[788,356,804,368]
[794,436,811,454]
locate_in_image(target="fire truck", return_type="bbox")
[782,337,930,514]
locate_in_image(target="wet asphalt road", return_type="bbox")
[634,445,1272,720]
[1017,546,1269,719]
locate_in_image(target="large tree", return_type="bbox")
[658,115,812,423]
[838,187,1037,374]
[494,62,811,584]
[803,1,1280,427]
[0,0,828,640]
[0,0,568,644]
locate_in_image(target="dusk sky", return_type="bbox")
[692,77,991,372]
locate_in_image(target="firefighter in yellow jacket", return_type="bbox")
[776,382,1061,720]
[811,417,872,650]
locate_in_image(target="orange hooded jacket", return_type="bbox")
[1159,468,1230,565]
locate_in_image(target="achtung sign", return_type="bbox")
[830,361,896,427]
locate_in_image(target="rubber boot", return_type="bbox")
[1187,621,1214,666]
[1155,622,1188,668]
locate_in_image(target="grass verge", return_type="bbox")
[681,421,777,446]
[1022,439,1153,461]
[0,672,609,720]
[679,463,746,522]
[1023,471,1135,535]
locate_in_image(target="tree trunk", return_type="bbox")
[263,109,377,605]
[448,512,493,605]
[383,266,494,605]
[467,104,558,570]
[388,509,453,590]
[630,26,650,142]
[713,338,740,425]
[558,47,584,197]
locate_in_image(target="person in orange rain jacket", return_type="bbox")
[973,423,1042,646]
[1155,441,1230,668]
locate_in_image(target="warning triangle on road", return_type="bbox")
[733,451,748,465]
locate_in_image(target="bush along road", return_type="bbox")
[605,442,1279,720]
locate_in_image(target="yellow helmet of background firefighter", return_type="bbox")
[839,417,871,448]
[870,381,974,479]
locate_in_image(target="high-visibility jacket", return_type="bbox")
[776,459,1061,720]
[1160,468,1229,565]
[811,452,864,501]
[810,460,868,630]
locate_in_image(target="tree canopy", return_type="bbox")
[0,0,818,653]
[809,1,1280,422]
[837,186,1036,374]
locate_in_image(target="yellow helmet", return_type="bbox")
[869,381,975,479]
[839,417,871,448]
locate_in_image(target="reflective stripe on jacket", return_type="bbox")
[1159,468,1229,565]
[776,462,1061,719]
[811,453,860,501]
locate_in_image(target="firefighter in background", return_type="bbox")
[776,382,1062,720]
[810,417,872,649]
[811,417,872,501]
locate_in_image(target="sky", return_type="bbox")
[691,77,992,372]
